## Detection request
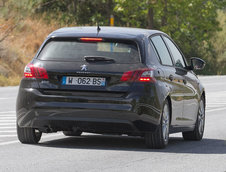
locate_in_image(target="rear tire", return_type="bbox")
[17,124,42,144]
[63,130,82,136]
[145,100,170,149]
[182,96,205,140]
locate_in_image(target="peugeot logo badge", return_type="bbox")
[81,64,88,71]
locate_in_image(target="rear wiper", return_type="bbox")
[84,56,115,63]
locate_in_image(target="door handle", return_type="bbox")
[169,75,174,81]
[183,79,187,84]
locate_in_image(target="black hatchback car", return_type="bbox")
[16,27,206,148]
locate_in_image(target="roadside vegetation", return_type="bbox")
[0,0,225,86]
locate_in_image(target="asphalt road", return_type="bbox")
[0,76,226,172]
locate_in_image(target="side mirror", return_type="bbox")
[190,57,205,70]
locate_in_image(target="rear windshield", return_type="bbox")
[38,40,140,64]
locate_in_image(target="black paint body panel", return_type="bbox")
[16,27,205,135]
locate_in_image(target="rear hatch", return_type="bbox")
[31,37,146,96]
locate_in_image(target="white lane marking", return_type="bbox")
[0,117,16,119]
[0,133,63,146]
[0,140,18,146]
[206,107,226,113]
[0,131,16,133]
[0,111,15,114]
[207,103,226,105]
[0,126,16,129]
[0,123,16,126]
[0,116,16,118]
[0,135,17,137]
[206,105,226,109]
[0,113,16,115]
[199,75,226,78]
[0,120,16,122]
[0,97,15,100]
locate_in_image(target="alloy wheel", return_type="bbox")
[198,99,205,135]
[162,103,170,143]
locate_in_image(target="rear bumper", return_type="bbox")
[16,88,161,134]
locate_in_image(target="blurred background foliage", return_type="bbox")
[0,0,226,86]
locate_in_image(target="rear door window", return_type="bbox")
[38,40,140,64]
[150,36,173,66]
[163,36,186,68]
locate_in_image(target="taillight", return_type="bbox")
[24,63,48,79]
[120,68,156,83]
[80,37,103,42]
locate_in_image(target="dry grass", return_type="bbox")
[11,18,58,61]
[214,10,226,62]
[212,10,226,75]
[0,74,21,86]
[0,17,58,86]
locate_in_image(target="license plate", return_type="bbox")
[62,76,106,86]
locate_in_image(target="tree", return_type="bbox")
[18,0,226,74]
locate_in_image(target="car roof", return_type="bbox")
[49,26,164,40]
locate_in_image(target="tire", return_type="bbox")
[17,124,42,144]
[182,96,205,141]
[63,130,82,136]
[145,100,170,149]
